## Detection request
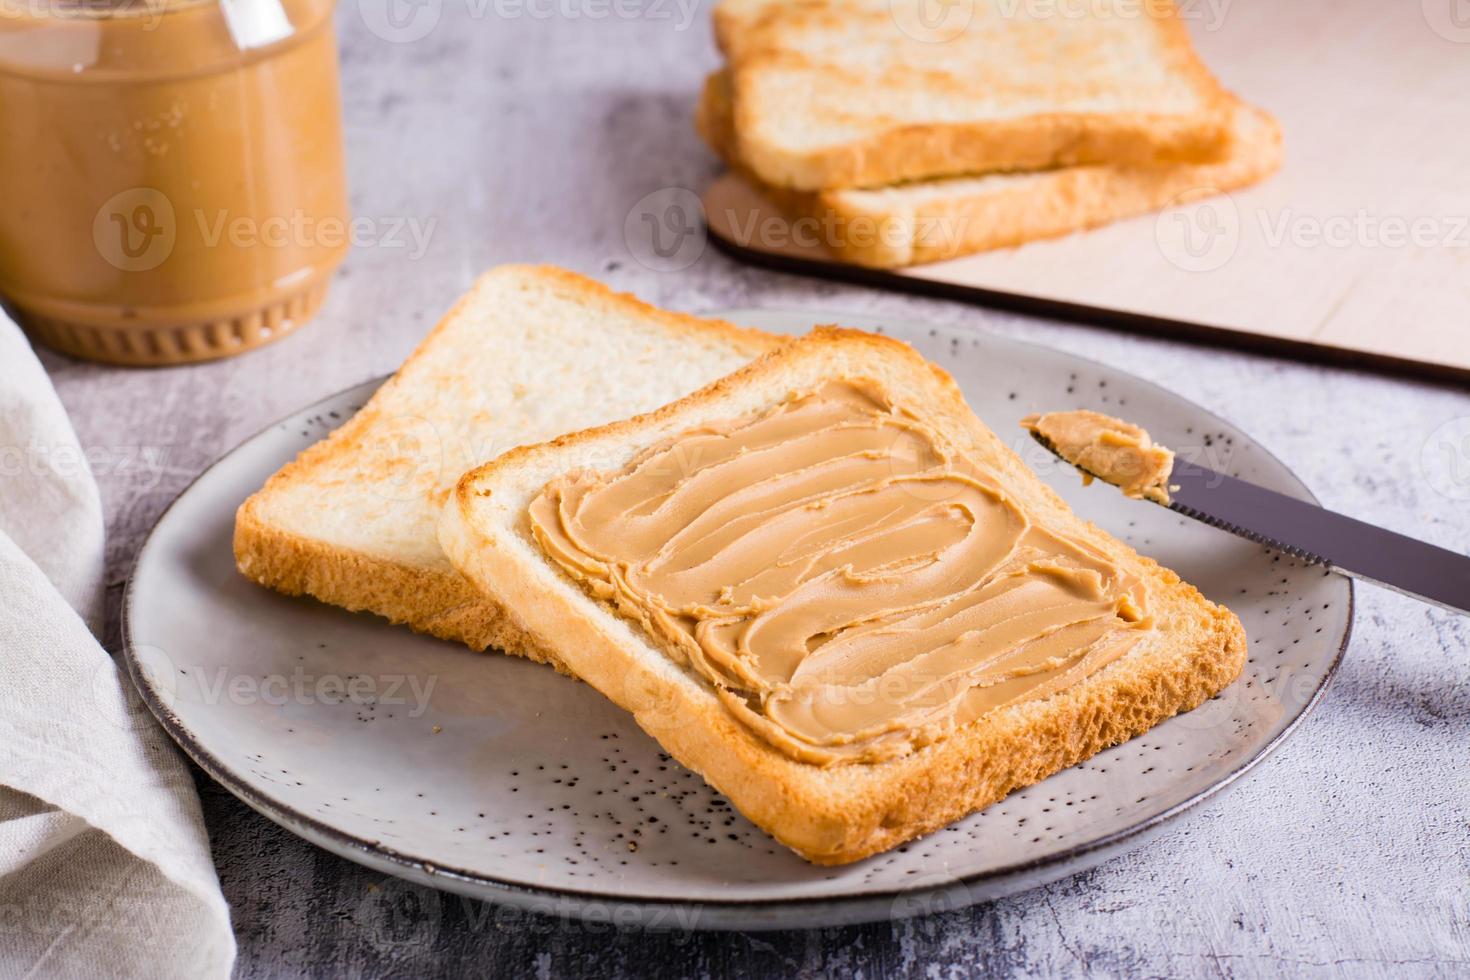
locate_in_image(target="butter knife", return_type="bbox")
[1029,435,1470,616]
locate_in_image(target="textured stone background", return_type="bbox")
[42,2,1470,976]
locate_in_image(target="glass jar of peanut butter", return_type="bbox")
[0,0,348,365]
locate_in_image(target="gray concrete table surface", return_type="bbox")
[40,4,1469,977]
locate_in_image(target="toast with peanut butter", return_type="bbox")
[711,0,1235,191]
[438,328,1247,863]
[697,71,1284,268]
[233,265,776,664]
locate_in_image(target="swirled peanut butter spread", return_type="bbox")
[530,381,1154,766]
[1022,410,1175,505]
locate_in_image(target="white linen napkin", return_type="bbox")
[0,320,236,979]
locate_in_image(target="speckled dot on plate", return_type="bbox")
[123,310,1350,930]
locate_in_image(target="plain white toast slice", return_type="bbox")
[234,265,777,664]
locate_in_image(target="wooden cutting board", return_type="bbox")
[703,0,1470,384]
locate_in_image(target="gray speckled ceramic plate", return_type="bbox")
[123,310,1351,930]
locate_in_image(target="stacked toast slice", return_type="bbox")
[699,0,1281,267]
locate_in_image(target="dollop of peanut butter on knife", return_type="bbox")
[1022,410,1176,505]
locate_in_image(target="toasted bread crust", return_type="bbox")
[715,0,1236,190]
[233,265,776,656]
[233,503,573,668]
[441,327,1247,863]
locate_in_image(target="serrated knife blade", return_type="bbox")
[1031,436,1470,616]
[1169,459,1470,614]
